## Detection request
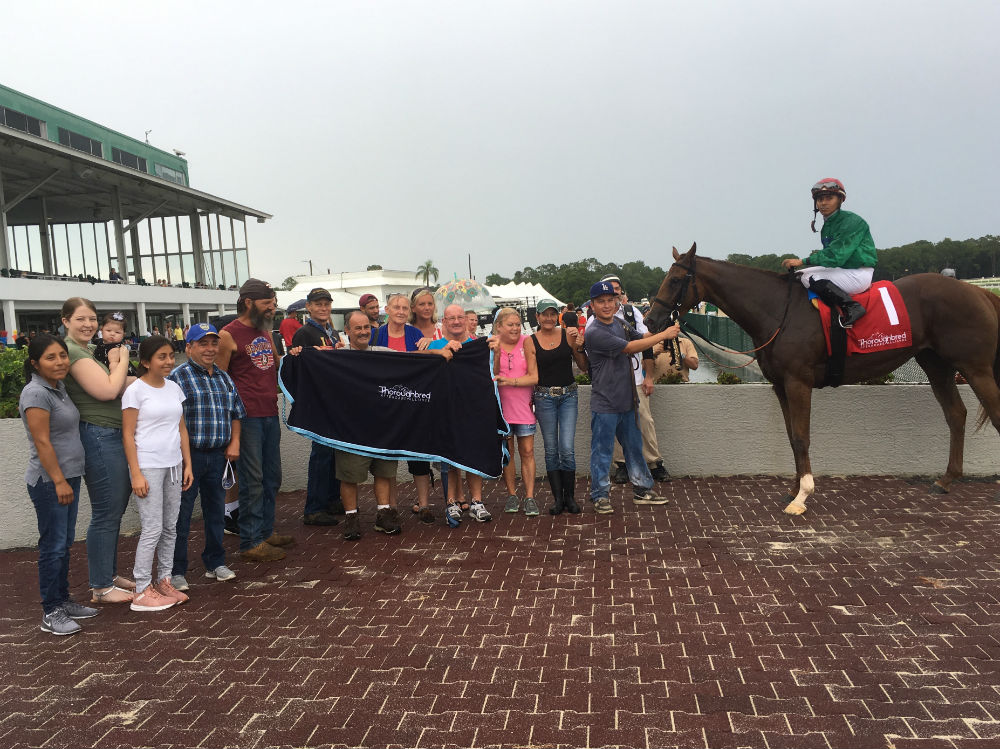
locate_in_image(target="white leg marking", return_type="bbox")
[784,473,814,515]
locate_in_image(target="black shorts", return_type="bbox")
[407,460,430,476]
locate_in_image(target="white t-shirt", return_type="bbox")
[121,378,186,468]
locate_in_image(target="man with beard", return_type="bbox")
[217,279,293,562]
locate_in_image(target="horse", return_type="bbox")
[643,243,1000,515]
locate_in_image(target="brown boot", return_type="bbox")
[240,541,286,562]
[265,532,295,547]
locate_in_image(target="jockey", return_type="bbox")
[781,178,877,327]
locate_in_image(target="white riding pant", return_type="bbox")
[798,266,874,295]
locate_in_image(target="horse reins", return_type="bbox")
[651,258,796,370]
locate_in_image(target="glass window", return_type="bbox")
[112,147,147,173]
[1,106,43,137]
[57,127,102,157]
[153,163,186,186]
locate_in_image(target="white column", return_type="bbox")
[136,301,148,336]
[181,303,191,327]
[2,299,16,339]
[217,303,226,318]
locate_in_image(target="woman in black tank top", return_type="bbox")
[531,300,589,515]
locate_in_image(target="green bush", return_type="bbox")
[574,373,591,385]
[655,371,684,385]
[717,371,743,385]
[0,348,28,417]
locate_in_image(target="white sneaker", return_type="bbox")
[468,502,492,522]
[205,565,236,581]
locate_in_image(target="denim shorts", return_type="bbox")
[508,422,536,437]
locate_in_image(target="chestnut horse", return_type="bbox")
[644,243,1000,515]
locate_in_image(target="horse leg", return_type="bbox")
[772,382,799,502]
[960,365,1000,487]
[778,380,815,515]
[915,351,966,493]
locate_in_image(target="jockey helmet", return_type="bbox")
[811,178,846,200]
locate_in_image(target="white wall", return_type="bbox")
[3,385,996,549]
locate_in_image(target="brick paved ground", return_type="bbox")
[3,475,1000,749]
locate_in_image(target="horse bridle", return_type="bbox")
[651,257,698,325]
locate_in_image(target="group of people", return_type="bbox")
[20,177,875,635]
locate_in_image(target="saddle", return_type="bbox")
[814,281,912,387]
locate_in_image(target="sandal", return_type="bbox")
[91,586,134,604]
[113,575,136,591]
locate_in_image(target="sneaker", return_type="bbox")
[155,578,189,604]
[523,497,540,517]
[61,600,100,620]
[633,489,670,505]
[328,500,346,516]
[611,463,629,484]
[90,586,134,604]
[41,608,81,636]
[170,574,190,592]
[266,532,295,547]
[649,461,671,482]
[303,511,339,526]
[445,503,463,528]
[374,507,402,535]
[240,541,287,562]
[130,585,176,612]
[342,513,362,541]
[504,495,520,513]
[469,501,492,523]
[594,497,614,515]
[205,565,236,581]
[223,511,239,536]
[418,507,435,524]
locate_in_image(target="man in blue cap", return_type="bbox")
[168,323,246,590]
[584,281,680,515]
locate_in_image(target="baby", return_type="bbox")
[92,312,139,376]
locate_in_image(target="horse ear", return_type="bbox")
[690,242,697,255]
[672,246,681,261]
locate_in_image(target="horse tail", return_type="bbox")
[975,289,1000,431]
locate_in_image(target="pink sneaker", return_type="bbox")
[155,578,189,605]
[130,585,176,612]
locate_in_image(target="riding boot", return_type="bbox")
[547,471,565,515]
[808,278,866,328]
[561,470,581,514]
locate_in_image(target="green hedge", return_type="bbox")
[0,348,28,418]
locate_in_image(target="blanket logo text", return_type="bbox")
[379,384,432,403]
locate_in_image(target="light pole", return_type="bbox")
[302,259,313,276]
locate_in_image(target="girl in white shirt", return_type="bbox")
[122,336,193,612]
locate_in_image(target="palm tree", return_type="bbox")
[415,260,439,287]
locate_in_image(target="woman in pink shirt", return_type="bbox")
[492,308,539,516]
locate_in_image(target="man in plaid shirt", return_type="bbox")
[167,323,246,590]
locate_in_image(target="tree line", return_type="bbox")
[484,235,1000,304]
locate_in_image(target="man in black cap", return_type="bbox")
[291,288,345,525]
[217,278,293,562]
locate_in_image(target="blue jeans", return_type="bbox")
[79,422,132,589]
[305,442,340,516]
[533,390,578,472]
[28,477,81,613]
[236,416,282,550]
[173,448,227,576]
[589,410,653,501]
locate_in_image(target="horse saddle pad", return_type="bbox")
[817,281,912,356]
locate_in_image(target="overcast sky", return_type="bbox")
[8,1,1000,285]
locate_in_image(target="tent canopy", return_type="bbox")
[486,282,563,308]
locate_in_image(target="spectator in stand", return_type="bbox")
[335,309,401,541]
[291,288,344,527]
[585,281,678,515]
[279,310,303,348]
[21,334,100,635]
[492,307,540,516]
[121,335,193,612]
[168,323,245,591]
[217,279,293,562]
[109,268,122,283]
[427,304,492,526]
[62,297,136,605]
[531,299,587,515]
[409,287,442,345]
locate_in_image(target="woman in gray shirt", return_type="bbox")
[20,334,100,636]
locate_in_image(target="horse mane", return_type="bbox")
[704,256,788,282]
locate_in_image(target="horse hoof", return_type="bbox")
[783,501,807,516]
[929,483,949,495]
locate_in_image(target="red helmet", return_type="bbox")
[811,178,846,200]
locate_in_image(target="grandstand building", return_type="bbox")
[0,83,270,337]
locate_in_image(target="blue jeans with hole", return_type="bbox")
[236,416,282,550]
[79,422,132,589]
[305,442,340,516]
[28,476,81,613]
[533,390,578,472]
[589,409,653,502]
[173,448,227,576]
